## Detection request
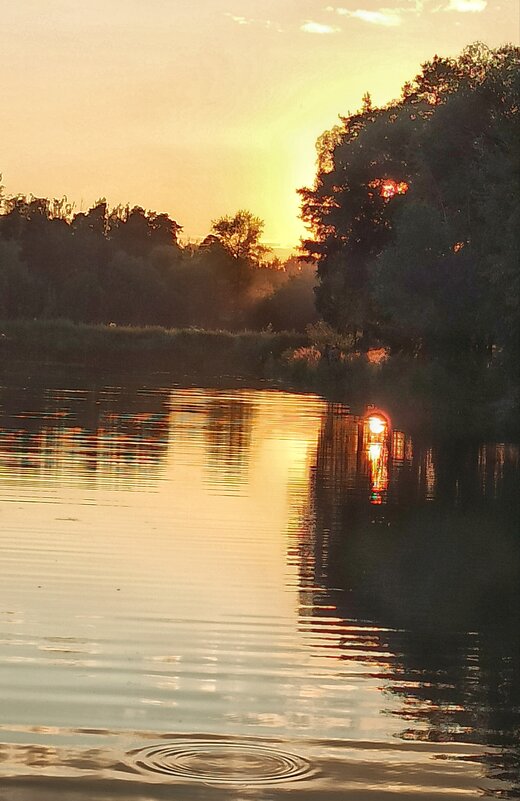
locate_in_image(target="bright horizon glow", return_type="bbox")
[0,1,517,251]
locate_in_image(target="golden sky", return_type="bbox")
[1,0,518,250]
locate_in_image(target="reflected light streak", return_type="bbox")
[368,442,382,460]
[363,411,390,505]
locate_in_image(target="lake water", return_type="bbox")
[0,371,518,800]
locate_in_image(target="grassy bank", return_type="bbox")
[0,318,307,377]
[1,318,517,439]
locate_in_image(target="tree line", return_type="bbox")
[1,41,518,368]
[300,42,519,369]
[0,198,317,332]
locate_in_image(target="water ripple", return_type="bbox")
[129,738,314,786]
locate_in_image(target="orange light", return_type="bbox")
[367,347,388,365]
[373,179,409,199]
[381,181,396,198]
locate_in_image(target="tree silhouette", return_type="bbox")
[300,43,520,362]
[211,209,270,265]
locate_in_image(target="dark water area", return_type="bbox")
[0,364,518,799]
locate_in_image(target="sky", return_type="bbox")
[1,1,518,252]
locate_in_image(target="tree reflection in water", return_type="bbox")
[0,378,518,796]
[297,402,520,796]
[0,381,172,487]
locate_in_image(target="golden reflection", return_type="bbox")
[363,411,390,505]
[203,396,255,491]
[0,385,172,489]
[2,385,516,514]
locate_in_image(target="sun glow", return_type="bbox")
[381,180,409,199]
[369,179,409,199]
[368,416,386,435]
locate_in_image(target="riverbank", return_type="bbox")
[1,319,517,440]
[0,318,306,376]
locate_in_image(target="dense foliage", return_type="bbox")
[0,198,317,331]
[300,43,520,367]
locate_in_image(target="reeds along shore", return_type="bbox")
[0,318,306,373]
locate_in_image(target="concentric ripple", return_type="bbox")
[129,739,313,786]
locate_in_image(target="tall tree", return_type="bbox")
[300,43,520,360]
[211,210,270,265]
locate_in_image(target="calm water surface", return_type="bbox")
[0,372,518,799]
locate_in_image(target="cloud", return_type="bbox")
[301,20,341,33]
[445,0,487,10]
[224,13,283,30]
[224,13,250,24]
[329,7,403,25]
[351,8,402,24]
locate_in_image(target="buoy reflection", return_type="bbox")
[363,411,390,504]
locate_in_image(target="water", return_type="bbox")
[0,370,518,799]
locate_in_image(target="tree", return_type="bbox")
[300,43,520,361]
[300,100,416,340]
[211,210,270,265]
